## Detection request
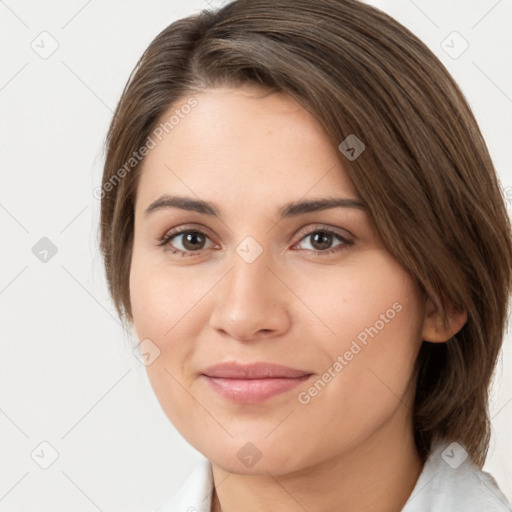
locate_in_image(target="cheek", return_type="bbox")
[293,252,423,413]
[288,251,422,350]
[129,252,210,341]
[129,253,216,415]
[129,258,202,434]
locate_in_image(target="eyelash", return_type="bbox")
[157,225,354,258]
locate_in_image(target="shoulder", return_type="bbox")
[152,458,214,512]
[402,440,511,512]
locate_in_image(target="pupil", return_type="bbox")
[311,232,332,250]
[183,232,205,250]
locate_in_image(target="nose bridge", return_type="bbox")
[230,246,273,303]
[208,242,291,340]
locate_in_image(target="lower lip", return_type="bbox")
[202,375,312,404]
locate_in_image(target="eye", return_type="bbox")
[294,228,353,255]
[158,227,215,257]
[157,225,353,258]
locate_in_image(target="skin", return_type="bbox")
[129,85,467,512]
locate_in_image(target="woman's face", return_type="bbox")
[130,85,425,474]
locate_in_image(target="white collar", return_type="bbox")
[154,440,511,512]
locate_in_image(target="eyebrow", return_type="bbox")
[143,194,366,219]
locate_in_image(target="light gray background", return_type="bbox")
[1,0,511,510]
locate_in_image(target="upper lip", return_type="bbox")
[201,362,313,379]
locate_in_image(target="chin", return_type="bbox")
[202,436,314,476]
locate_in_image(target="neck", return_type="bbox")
[210,411,423,512]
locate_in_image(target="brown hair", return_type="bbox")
[99,0,512,467]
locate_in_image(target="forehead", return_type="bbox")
[135,86,358,212]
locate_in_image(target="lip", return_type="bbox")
[200,362,313,404]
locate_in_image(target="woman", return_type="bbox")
[99,0,512,510]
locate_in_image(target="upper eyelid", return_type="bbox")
[295,223,353,241]
[160,223,217,243]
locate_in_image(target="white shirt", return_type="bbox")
[153,440,511,512]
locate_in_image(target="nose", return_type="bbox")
[208,252,292,342]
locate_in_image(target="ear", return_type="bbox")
[421,296,467,343]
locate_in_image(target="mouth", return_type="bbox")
[200,361,314,404]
